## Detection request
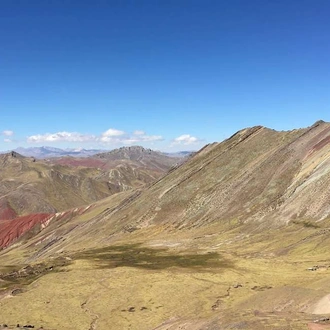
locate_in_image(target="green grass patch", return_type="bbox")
[74,244,234,271]
[0,257,72,293]
[292,219,320,228]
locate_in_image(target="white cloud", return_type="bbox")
[133,130,145,136]
[99,128,125,143]
[27,128,163,146]
[121,135,163,145]
[4,138,12,143]
[27,131,96,143]
[173,134,199,145]
[2,130,14,136]
[99,129,163,144]
[102,128,125,137]
[132,132,163,142]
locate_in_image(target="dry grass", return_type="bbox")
[1,228,330,329]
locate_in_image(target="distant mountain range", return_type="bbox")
[10,146,107,158]
[0,146,186,222]
[164,151,195,158]
[0,146,194,159]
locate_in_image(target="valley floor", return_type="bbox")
[1,229,330,330]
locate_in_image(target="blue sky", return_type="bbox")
[1,0,330,152]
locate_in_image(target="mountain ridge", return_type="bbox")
[0,145,194,159]
[2,121,330,329]
[0,146,181,223]
[3,120,330,251]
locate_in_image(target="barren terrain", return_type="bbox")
[1,122,330,329]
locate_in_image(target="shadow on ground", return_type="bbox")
[74,243,234,270]
[0,257,72,293]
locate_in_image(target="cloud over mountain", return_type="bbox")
[27,131,96,143]
[172,134,200,145]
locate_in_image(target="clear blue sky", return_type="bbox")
[1,0,330,152]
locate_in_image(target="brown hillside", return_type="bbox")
[0,147,178,220]
[86,120,330,232]
[0,152,112,218]
[2,122,330,329]
[49,146,181,192]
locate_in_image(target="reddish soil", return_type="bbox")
[0,213,52,248]
[309,126,330,154]
[312,135,330,153]
[53,157,105,168]
[0,204,93,249]
[0,200,17,221]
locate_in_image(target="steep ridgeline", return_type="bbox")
[74,120,330,235]
[113,120,330,229]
